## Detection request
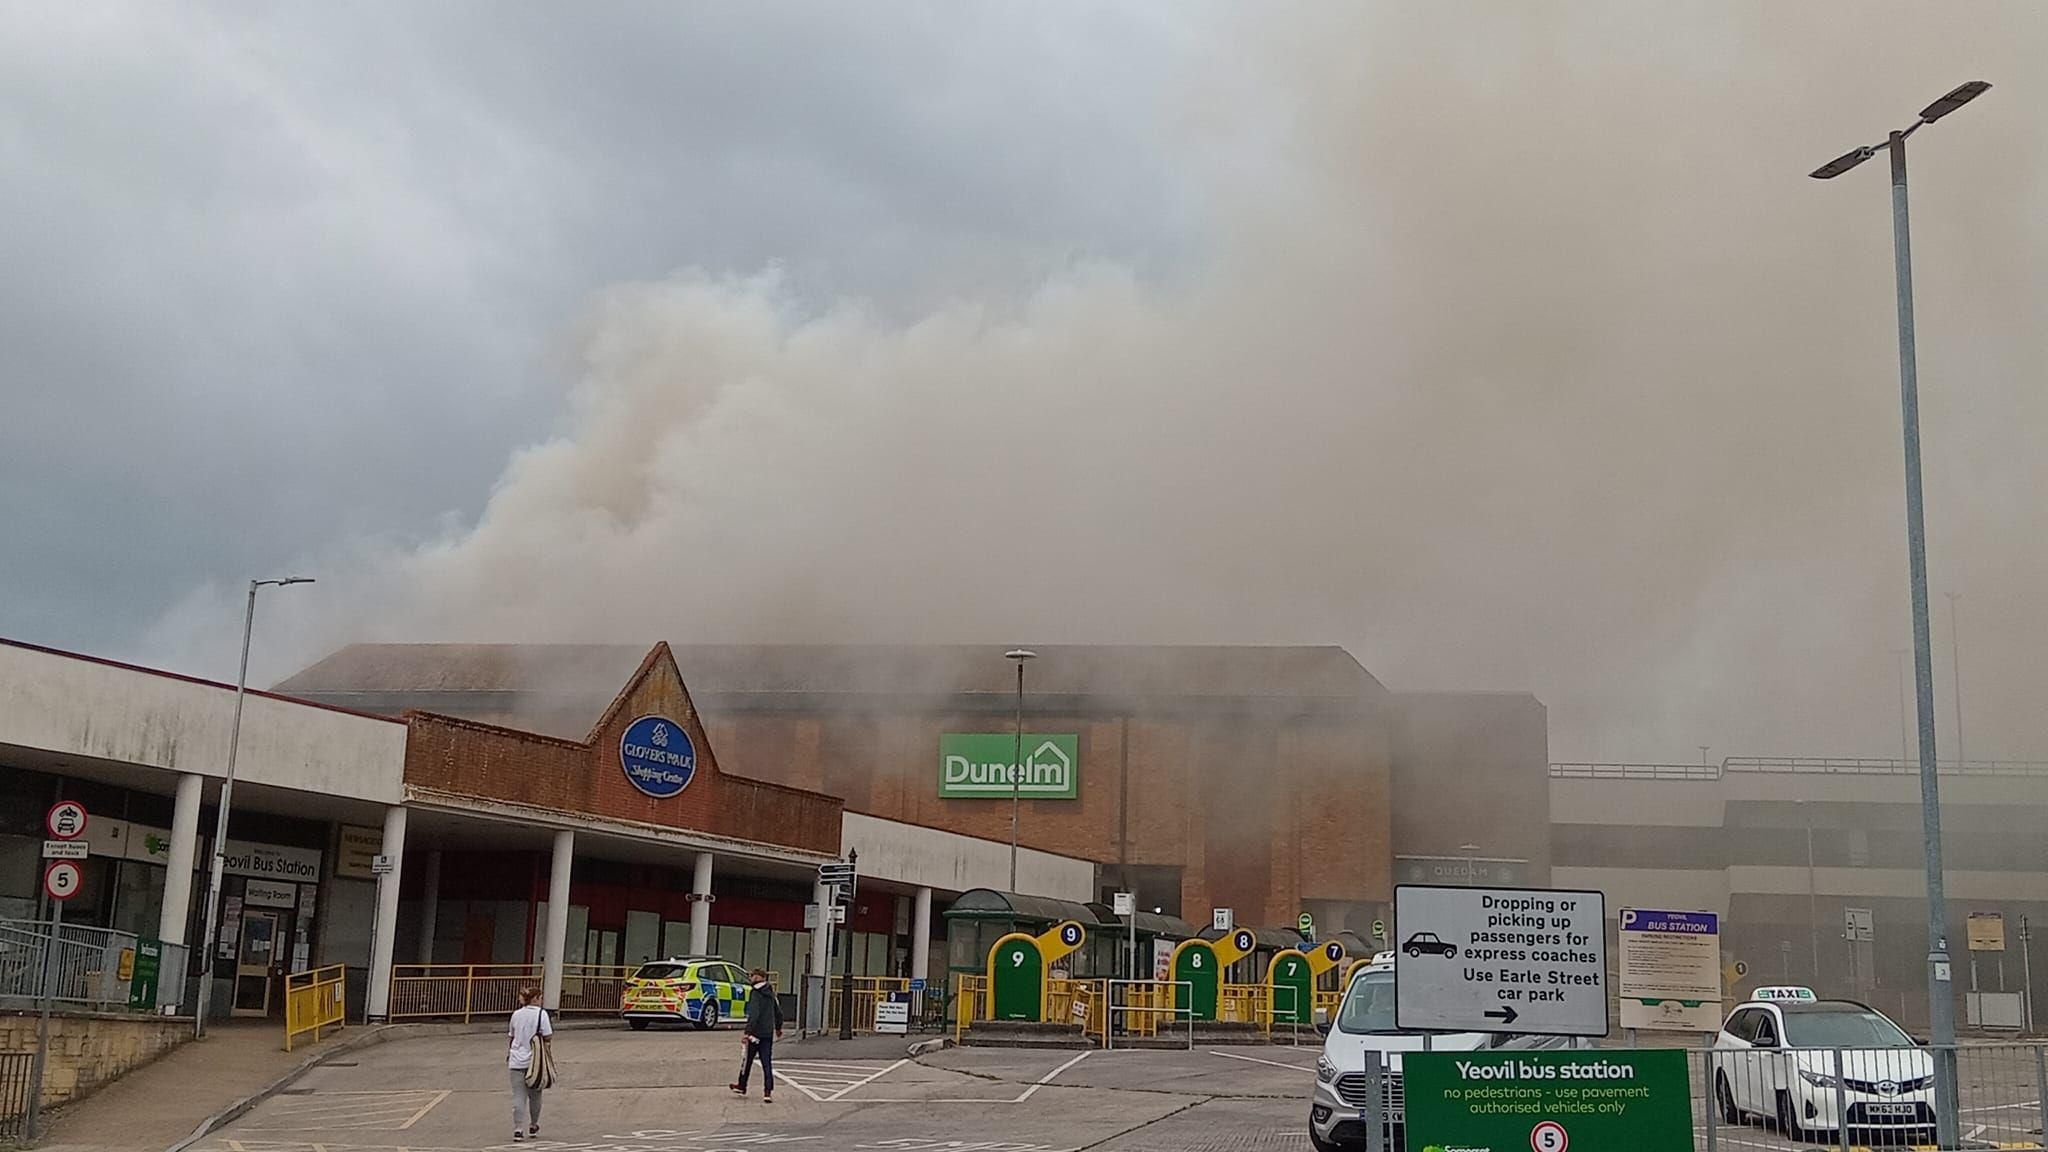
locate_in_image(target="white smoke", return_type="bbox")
[142,5,2048,762]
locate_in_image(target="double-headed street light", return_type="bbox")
[194,576,314,1035]
[1005,648,1036,893]
[1810,79,1990,1150]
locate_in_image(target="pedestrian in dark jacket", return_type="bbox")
[729,969,783,1102]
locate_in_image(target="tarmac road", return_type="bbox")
[189,1026,1323,1152]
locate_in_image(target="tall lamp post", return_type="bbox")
[1004,649,1036,892]
[1946,592,1965,767]
[193,576,314,1035]
[1810,79,1991,1149]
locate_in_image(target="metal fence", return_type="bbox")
[1696,1042,2043,1150]
[0,919,188,1013]
[0,1051,31,1141]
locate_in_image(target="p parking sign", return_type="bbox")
[1402,1049,1692,1152]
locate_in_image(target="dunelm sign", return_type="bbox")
[939,733,1078,799]
[621,715,697,799]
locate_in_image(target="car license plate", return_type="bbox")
[1865,1103,1917,1116]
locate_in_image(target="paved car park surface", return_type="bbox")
[191,1028,1324,1152]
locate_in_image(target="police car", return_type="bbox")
[1309,952,1583,1150]
[1710,986,1935,1142]
[620,956,752,1031]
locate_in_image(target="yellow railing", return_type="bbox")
[1104,979,1191,1046]
[954,974,988,1042]
[284,965,346,1051]
[388,963,638,1022]
[1314,988,1342,1024]
[1216,982,1306,1040]
[823,975,912,1032]
[1047,977,1106,1042]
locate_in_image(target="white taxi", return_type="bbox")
[1710,986,1935,1142]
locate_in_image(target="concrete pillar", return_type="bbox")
[416,849,442,965]
[689,852,713,955]
[911,886,933,984]
[542,830,574,1011]
[811,879,833,976]
[158,772,204,945]
[365,805,408,1021]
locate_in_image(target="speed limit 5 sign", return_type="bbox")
[1531,1120,1569,1151]
[44,859,83,901]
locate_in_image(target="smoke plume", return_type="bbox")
[144,4,2048,762]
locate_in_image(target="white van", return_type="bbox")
[1309,952,1587,1151]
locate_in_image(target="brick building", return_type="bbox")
[280,642,1551,942]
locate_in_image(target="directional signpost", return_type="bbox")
[1394,884,1609,1037]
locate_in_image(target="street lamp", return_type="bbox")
[1004,649,1036,893]
[193,576,314,1035]
[1810,79,1990,1149]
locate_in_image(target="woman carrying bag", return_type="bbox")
[507,986,555,1141]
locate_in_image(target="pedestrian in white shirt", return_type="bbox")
[507,986,553,1141]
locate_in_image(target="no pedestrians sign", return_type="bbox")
[1394,884,1609,1038]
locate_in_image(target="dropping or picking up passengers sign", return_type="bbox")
[1395,884,1609,1038]
[939,733,1078,799]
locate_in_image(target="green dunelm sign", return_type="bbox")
[1403,1049,1692,1152]
[939,733,1078,799]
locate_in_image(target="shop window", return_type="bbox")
[767,931,796,993]
[110,860,165,938]
[715,924,744,964]
[623,910,660,966]
[661,920,690,959]
[0,835,38,920]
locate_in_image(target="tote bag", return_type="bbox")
[524,1012,558,1089]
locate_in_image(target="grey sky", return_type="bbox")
[5,4,2046,764]
[1,2,1193,650]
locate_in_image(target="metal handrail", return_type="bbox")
[1105,980,1193,1050]
[1551,757,2048,780]
[1549,762,1723,780]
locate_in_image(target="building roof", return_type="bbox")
[273,642,1389,738]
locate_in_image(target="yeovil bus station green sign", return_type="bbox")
[1403,1049,1692,1152]
[939,733,1079,799]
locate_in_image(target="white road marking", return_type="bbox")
[1016,1051,1092,1101]
[826,1058,910,1102]
[771,1059,908,1102]
[1207,1050,1317,1073]
[242,1091,452,1132]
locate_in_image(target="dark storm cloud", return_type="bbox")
[0,2,1194,651]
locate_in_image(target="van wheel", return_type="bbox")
[628,1018,649,1032]
[1775,1091,1809,1142]
[1715,1072,1741,1124]
[1307,1122,1341,1152]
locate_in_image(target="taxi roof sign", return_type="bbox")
[1751,986,1817,1003]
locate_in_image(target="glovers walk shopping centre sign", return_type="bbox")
[939,733,1079,799]
[621,715,697,798]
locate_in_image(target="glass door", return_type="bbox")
[233,910,280,1016]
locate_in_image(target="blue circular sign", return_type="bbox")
[619,715,696,799]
